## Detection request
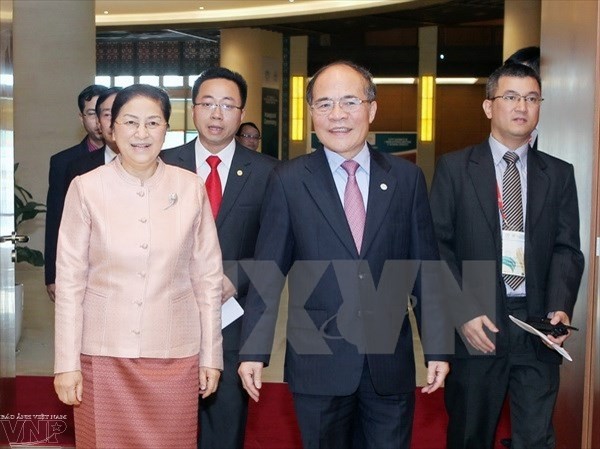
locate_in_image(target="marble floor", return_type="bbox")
[15,267,426,385]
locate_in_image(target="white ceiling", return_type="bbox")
[95,0,421,26]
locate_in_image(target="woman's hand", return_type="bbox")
[54,371,83,405]
[199,367,221,399]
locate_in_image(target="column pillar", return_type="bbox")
[221,28,283,159]
[289,35,308,160]
[503,0,541,59]
[416,26,437,187]
[14,0,96,257]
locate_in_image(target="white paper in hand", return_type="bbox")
[222,297,244,329]
[508,315,572,361]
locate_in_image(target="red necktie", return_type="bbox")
[205,156,222,219]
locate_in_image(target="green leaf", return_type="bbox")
[16,247,45,267]
[13,163,47,267]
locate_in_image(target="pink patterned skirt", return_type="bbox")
[74,354,199,449]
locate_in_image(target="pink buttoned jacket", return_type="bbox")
[54,157,223,374]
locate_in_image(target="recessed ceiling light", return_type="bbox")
[198,6,204,10]
[289,0,295,3]
[103,10,109,15]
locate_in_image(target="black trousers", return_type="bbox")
[445,299,560,449]
[292,359,415,449]
[198,349,249,449]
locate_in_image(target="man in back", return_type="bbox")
[64,86,122,187]
[44,84,108,301]
[235,122,261,151]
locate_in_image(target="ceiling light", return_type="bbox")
[198,6,204,10]
[435,78,479,84]
[103,10,109,15]
[370,77,479,85]
[373,77,416,84]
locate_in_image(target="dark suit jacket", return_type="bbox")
[64,145,106,192]
[429,140,584,363]
[160,139,278,349]
[239,145,443,396]
[45,138,93,285]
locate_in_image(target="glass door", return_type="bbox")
[0,0,16,409]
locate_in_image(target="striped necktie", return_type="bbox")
[502,151,524,289]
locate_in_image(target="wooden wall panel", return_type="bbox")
[435,84,490,159]
[370,84,491,162]
[371,84,417,132]
[539,1,600,447]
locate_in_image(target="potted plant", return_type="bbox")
[14,162,46,347]
[14,163,46,266]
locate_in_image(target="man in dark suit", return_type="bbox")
[44,84,108,301]
[238,61,449,449]
[64,87,122,189]
[429,63,584,449]
[160,67,277,449]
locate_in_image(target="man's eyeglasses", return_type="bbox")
[193,102,243,113]
[310,97,372,115]
[238,133,261,140]
[114,119,168,131]
[489,94,544,106]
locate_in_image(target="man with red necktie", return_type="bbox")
[161,66,277,449]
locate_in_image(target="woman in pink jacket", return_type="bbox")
[54,84,223,448]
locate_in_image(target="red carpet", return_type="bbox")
[1,376,510,448]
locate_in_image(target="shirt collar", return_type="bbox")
[324,143,371,175]
[195,137,236,169]
[488,135,529,168]
[105,145,118,162]
[86,136,101,152]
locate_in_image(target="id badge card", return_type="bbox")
[502,230,525,277]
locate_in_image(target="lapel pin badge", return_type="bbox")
[380,183,388,191]
[237,169,243,177]
[164,193,178,210]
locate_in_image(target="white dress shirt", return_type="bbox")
[194,138,236,192]
[324,144,370,210]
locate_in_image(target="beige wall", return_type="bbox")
[221,28,283,157]
[13,0,95,281]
